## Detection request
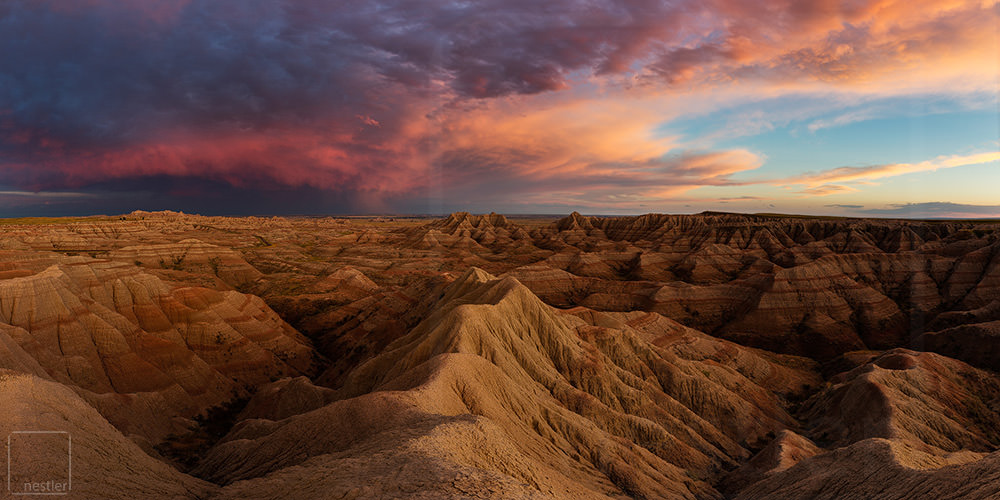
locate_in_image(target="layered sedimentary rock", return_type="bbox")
[0,370,217,499]
[735,439,1000,500]
[720,430,822,493]
[406,211,528,249]
[0,211,997,499]
[237,375,337,421]
[197,268,820,499]
[0,256,315,442]
[920,300,1000,371]
[110,239,263,286]
[799,349,1000,452]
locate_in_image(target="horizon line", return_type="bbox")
[2,209,999,223]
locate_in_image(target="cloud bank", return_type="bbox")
[0,0,996,214]
[860,202,1000,219]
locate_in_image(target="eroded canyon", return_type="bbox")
[1,210,998,499]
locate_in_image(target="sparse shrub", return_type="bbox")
[160,253,187,270]
[207,256,221,276]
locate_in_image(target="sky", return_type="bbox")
[0,0,998,217]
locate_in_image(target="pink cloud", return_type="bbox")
[0,0,995,213]
[797,184,857,196]
[782,152,1000,190]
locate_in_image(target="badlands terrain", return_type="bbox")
[1,210,999,499]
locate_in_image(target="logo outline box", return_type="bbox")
[6,431,72,496]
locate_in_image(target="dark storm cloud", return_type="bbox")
[0,0,994,215]
[0,0,678,143]
[1,1,406,145]
[0,0,690,200]
[0,175,385,217]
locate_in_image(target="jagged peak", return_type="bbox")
[483,211,511,227]
[440,268,546,308]
[556,211,594,230]
[443,211,472,224]
[438,211,510,229]
[128,210,187,218]
[325,266,378,287]
[452,267,496,286]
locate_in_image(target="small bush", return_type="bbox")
[207,256,221,276]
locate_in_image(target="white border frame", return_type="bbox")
[6,431,71,496]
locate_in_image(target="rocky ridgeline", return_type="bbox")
[397,212,1000,365]
[0,254,316,443]
[0,211,998,499]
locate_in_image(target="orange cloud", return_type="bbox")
[1,0,996,214]
[642,0,998,95]
[783,151,1000,191]
[797,184,857,196]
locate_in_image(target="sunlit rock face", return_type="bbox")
[0,251,316,443]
